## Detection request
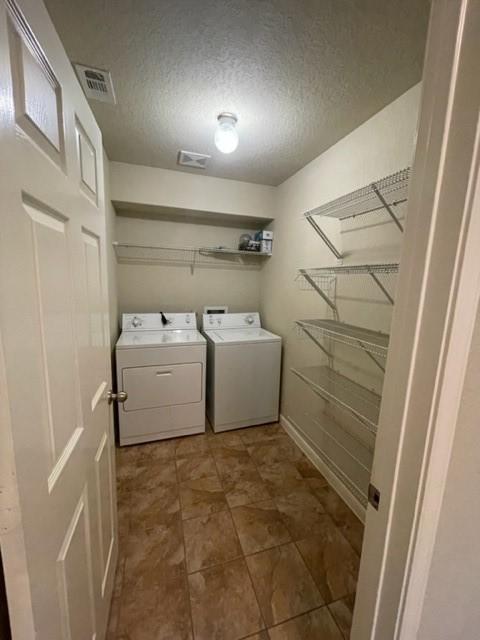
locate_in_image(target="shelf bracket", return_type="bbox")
[368,271,395,305]
[305,215,343,260]
[371,183,404,232]
[299,269,338,313]
[357,341,386,373]
[298,324,333,360]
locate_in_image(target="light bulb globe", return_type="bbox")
[214,113,239,154]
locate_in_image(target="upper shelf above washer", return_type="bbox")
[113,242,271,272]
[304,168,410,259]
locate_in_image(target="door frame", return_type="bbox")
[352,0,480,637]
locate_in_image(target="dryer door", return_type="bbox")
[122,362,202,411]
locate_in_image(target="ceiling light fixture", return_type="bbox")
[214,112,239,154]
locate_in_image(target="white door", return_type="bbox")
[0,1,117,638]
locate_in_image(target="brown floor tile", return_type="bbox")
[174,433,210,456]
[179,475,228,520]
[176,452,218,482]
[208,431,246,450]
[188,558,264,640]
[244,633,269,640]
[212,446,258,475]
[256,461,307,496]
[268,606,343,640]
[118,564,192,640]
[135,439,177,462]
[239,423,284,445]
[308,485,364,555]
[328,594,356,639]
[221,468,271,508]
[126,511,185,573]
[183,510,242,573]
[246,543,323,626]
[129,459,178,490]
[296,517,359,603]
[128,481,180,519]
[247,437,304,466]
[275,488,326,541]
[295,456,328,481]
[231,500,291,554]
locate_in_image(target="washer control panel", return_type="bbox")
[122,313,196,331]
[202,312,261,330]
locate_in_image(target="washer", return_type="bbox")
[116,312,206,446]
[202,312,281,432]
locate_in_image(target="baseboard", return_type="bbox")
[280,414,366,523]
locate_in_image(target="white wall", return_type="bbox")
[260,84,421,511]
[114,214,262,328]
[110,161,276,220]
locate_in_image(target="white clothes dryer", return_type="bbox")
[202,312,281,432]
[116,312,206,445]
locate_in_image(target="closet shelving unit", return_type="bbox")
[304,168,409,259]
[293,167,410,510]
[113,242,271,272]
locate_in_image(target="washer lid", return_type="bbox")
[116,329,206,349]
[203,328,281,345]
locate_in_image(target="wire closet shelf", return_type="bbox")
[113,242,271,271]
[291,365,381,434]
[295,319,389,358]
[299,262,399,309]
[304,167,410,259]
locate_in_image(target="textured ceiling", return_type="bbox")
[45,0,430,186]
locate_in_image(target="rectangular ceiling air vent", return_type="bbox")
[177,150,210,170]
[74,63,116,104]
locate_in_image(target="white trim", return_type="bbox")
[280,414,366,523]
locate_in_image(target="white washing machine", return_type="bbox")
[116,313,206,446]
[202,312,282,432]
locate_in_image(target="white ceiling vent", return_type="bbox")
[74,63,116,104]
[177,150,210,170]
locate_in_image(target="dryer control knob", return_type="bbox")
[245,315,255,325]
[185,315,191,323]
[131,316,142,328]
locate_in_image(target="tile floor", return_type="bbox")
[108,423,364,640]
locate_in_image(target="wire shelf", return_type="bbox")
[113,242,271,270]
[301,263,399,276]
[303,168,410,258]
[296,319,389,358]
[198,247,271,257]
[306,168,410,222]
[299,263,398,307]
[291,365,381,432]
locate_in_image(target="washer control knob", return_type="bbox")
[185,315,191,324]
[245,315,255,325]
[131,316,142,328]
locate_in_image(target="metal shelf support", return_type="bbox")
[305,215,343,260]
[299,269,338,313]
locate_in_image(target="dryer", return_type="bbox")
[202,312,281,432]
[116,313,206,445]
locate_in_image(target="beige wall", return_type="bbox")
[110,161,276,220]
[114,214,262,330]
[260,83,421,513]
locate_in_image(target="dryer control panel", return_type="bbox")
[202,312,261,330]
[122,312,197,331]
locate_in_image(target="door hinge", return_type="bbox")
[368,483,381,510]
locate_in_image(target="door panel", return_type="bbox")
[0,1,117,638]
[24,198,80,465]
[57,492,95,640]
